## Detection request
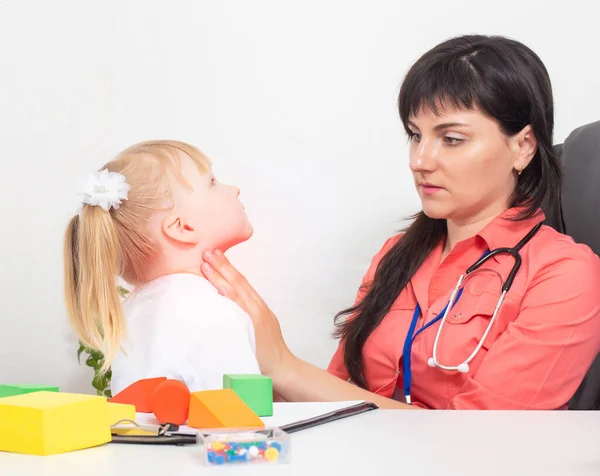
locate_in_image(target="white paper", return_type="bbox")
[261,400,365,428]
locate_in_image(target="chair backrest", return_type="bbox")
[544,120,600,410]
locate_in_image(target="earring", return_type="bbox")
[517,165,523,176]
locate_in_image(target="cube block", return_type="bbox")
[223,374,273,417]
[0,391,111,455]
[0,384,59,399]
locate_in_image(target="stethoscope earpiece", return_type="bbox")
[427,357,436,368]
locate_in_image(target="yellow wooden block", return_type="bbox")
[107,402,136,426]
[0,391,111,455]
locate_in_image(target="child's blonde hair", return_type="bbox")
[64,140,211,373]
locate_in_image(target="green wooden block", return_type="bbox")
[223,374,273,417]
[0,384,59,399]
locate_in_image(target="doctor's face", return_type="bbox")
[407,104,522,225]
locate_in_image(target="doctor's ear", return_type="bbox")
[162,214,199,244]
[510,125,537,172]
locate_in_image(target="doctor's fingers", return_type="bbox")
[202,250,292,376]
[202,250,263,314]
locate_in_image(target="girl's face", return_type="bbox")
[168,155,253,252]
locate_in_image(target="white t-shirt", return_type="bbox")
[110,273,261,395]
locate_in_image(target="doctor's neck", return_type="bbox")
[442,205,508,259]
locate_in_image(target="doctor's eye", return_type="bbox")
[443,136,465,146]
[407,131,421,143]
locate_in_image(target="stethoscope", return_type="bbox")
[401,222,542,405]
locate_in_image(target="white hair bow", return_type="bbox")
[82,169,131,212]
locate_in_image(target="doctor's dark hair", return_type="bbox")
[333,35,562,389]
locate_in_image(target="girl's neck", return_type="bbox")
[141,250,206,284]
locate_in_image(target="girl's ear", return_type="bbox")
[162,214,199,244]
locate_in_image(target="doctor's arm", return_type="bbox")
[448,250,600,410]
[200,250,413,410]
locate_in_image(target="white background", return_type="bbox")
[0,0,598,393]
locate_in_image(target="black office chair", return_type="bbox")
[543,120,600,410]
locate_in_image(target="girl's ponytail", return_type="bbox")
[63,206,126,374]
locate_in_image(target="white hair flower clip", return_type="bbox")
[82,169,131,211]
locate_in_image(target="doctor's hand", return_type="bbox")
[201,250,296,379]
[202,249,412,410]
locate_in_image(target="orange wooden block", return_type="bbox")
[187,389,264,429]
[151,379,190,425]
[108,377,166,413]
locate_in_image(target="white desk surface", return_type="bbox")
[1,406,599,476]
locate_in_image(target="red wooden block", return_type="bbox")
[151,379,190,425]
[108,377,166,413]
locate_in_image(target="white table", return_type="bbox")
[1,407,599,476]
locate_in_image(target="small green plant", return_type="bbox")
[76,285,130,398]
[77,344,112,397]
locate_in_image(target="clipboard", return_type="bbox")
[110,401,379,445]
[111,433,197,445]
[110,420,197,446]
[279,401,378,434]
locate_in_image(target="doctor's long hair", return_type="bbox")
[333,35,562,389]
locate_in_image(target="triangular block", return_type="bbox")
[108,377,166,412]
[187,389,264,429]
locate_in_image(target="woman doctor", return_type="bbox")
[201,34,600,410]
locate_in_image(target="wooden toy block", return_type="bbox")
[0,384,59,399]
[0,391,111,456]
[108,377,166,412]
[107,402,136,426]
[223,374,273,417]
[151,379,190,425]
[187,389,264,429]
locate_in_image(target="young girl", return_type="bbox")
[64,140,260,395]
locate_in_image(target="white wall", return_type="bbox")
[0,0,598,393]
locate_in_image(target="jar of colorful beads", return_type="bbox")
[197,427,291,465]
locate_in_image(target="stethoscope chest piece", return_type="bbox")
[427,358,469,373]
